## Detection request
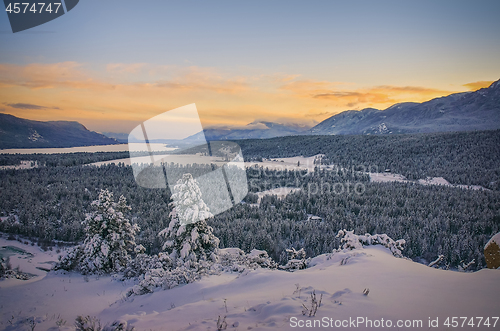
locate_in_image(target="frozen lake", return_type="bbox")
[0,143,176,154]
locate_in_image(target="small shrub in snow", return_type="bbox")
[216,316,227,331]
[301,290,322,317]
[75,315,101,331]
[128,248,278,296]
[0,258,6,278]
[428,255,445,268]
[75,315,134,331]
[246,249,278,269]
[129,263,213,295]
[458,259,475,272]
[0,258,33,280]
[122,251,172,279]
[217,248,277,273]
[280,247,308,271]
[336,229,406,258]
[217,248,248,273]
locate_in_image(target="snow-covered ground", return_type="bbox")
[1,237,499,331]
[88,154,321,172]
[370,173,489,191]
[255,187,301,203]
[0,161,38,170]
[90,154,224,168]
[247,155,322,172]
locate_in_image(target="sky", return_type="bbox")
[0,0,500,133]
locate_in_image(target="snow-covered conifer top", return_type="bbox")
[485,232,500,250]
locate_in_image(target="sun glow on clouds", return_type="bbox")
[0,62,483,133]
[463,81,494,91]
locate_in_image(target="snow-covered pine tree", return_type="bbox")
[159,173,219,269]
[58,189,139,274]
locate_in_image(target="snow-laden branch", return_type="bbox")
[336,229,406,258]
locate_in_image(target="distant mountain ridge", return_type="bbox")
[173,79,500,140]
[182,121,312,141]
[0,114,118,149]
[5,79,500,148]
[310,79,500,135]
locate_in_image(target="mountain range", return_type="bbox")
[183,121,312,142]
[3,79,499,148]
[0,114,117,149]
[189,78,500,140]
[310,79,500,135]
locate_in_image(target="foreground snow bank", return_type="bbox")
[2,238,500,331]
[101,246,500,331]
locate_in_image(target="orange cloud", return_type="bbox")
[106,63,146,74]
[280,79,347,95]
[0,62,116,91]
[463,81,494,91]
[0,62,256,131]
[310,85,452,109]
[0,61,467,132]
[4,102,60,110]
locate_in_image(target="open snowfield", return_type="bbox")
[0,161,39,171]
[370,173,489,191]
[90,154,224,168]
[1,236,499,331]
[87,155,321,172]
[248,155,321,172]
[255,187,302,203]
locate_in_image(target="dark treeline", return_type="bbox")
[1,164,498,270]
[0,152,130,167]
[213,176,500,270]
[0,164,171,253]
[3,129,499,190]
[238,129,500,190]
[0,150,176,167]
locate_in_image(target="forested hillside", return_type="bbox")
[1,163,498,270]
[1,129,499,271]
[239,129,500,189]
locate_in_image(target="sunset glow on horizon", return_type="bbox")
[1,1,499,133]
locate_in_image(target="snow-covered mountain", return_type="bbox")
[183,121,312,142]
[310,79,500,135]
[0,114,118,149]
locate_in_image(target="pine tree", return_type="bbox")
[159,174,219,268]
[58,189,139,274]
[169,173,213,226]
